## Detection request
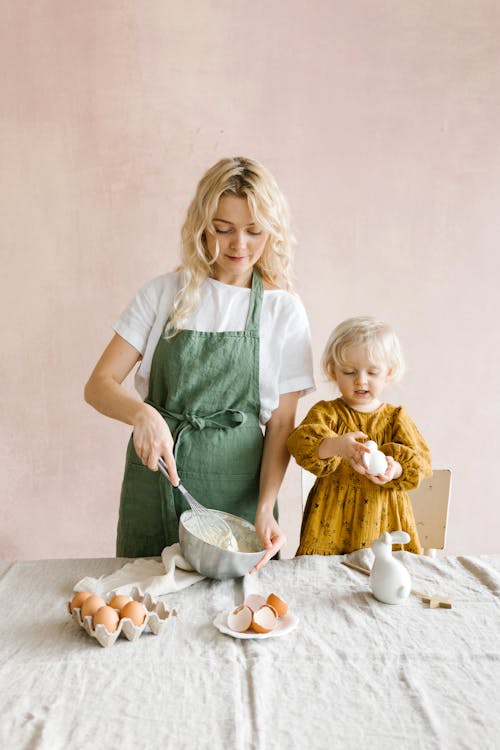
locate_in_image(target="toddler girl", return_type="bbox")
[287,316,432,555]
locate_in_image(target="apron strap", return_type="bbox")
[245,270,264,333]
[145,402,257,461]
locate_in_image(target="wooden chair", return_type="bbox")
[300,468,452,556]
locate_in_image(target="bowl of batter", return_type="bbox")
[179,509,265,579]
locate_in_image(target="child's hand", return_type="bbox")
[319,431,370,469]
[366,456,402,485]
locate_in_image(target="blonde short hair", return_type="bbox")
[321,316,405,382]
[165,156,295,337]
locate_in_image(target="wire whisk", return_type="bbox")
[157,457,239,551]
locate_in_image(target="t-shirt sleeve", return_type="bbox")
[278,294,315,396]
[113,278,162,355]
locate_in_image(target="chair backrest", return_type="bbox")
[300,468,452,554]
[409,469,452,553]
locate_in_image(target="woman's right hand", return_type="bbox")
[132,403,179,486]
[84,333,179,483]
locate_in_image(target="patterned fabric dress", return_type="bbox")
[287,399,432,555]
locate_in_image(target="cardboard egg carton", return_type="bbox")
[69,588,177,648]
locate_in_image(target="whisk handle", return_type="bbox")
[157,457,184,492]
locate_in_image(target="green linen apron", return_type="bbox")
[116,271,266,557]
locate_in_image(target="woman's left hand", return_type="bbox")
[366,455,402,485]
[250,513,286,574]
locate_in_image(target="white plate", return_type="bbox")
[213,609,299,639]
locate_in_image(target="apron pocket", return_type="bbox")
[116,450,168,557]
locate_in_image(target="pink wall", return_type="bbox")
[2,1,499,560]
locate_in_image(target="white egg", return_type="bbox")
[363,440,378,469]
[367,450,388,475]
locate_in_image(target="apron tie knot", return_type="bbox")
[145,402,253,460]
[184,414,206,430]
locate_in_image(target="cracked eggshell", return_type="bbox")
[266,593,288,617]
[244,593,267,613]
[227,605,253,633]
[252,604,278,634]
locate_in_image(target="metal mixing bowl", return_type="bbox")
[179,509,265,579]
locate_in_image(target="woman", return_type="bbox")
[84,156,315,570]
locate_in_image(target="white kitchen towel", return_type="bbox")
[73,543,205,598]
[345,547,375,570]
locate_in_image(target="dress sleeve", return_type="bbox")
[287,401,342,477]
[380,407,432,491]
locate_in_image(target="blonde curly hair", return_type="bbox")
[165,156,295,337]
[321,316,406,382]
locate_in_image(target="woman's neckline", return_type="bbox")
[206,276,284,292]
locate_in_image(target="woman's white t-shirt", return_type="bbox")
[114,272,315,425]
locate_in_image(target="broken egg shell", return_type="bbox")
[227,604,253,633]
[69,591,92,613]
[266,593,288,617]
[93,605,120,633]
[120,600,147,627]
[244,593,267,613]
[251,604,278,634]
[80,595,107,619]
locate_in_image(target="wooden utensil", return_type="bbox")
[341,560,454,608]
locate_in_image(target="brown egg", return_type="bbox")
[266,593,288,617]
[81,595,107,619]
[251,604,278,634]
[108,594,131,610]
[93,605,120,633]
[227,605,253,633]
[69,591,92,613]
[120,600,147,627]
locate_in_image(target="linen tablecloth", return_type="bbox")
[1,553,499,749]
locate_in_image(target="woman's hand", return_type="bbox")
[250,511,286,574]
[133,403,179,486]
[84,334,180,484]
[365,455,402,485]
[249,391,298,574]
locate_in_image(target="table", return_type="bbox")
[1,553,499,749]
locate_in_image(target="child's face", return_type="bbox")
[330,344,392,412]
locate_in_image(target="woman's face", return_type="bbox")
[205,194,269,287]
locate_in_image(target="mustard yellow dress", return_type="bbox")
[287,399,432,555]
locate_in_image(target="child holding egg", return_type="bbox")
[287,316,432,555]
